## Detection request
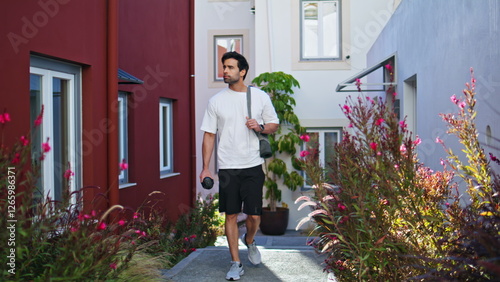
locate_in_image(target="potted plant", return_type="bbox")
[251,71,305,235]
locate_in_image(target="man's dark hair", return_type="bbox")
[221,51,249,80]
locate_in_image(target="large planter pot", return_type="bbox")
[260,207,289,235]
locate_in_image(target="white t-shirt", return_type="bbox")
[201,87,279,169]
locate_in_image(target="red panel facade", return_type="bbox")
[0,0,194,219]
[117,0,195,220]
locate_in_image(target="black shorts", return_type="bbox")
[218,165,265,215]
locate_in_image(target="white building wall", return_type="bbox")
[195,0,396,230]
[367,0,500,180]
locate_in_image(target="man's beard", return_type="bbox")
[224,76,240,85]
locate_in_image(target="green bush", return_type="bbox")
[0,109,225,280]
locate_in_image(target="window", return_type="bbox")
[214,35,243,81]
[302,128,341,188]
[403,75,417,135]
[159,99,173,175]
[118,92,129,185]
[301,0,341,60]
[30,57,81,203]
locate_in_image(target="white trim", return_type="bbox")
[292,0,351,70]
[336,53,396,92]
[160,172,181,179]
[302,127,342,189]
[207,29,250,88]
[119,183,137,189]
[30,67,77,204]
[159,99,173,174]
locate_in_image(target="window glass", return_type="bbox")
[159,99,173,174]
[302,128,341,187]
[214,35,243,81]
[301,0,340,60]
[118,92,129,185]
[30,58,81,203]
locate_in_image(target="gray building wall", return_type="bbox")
[368,0,500,175]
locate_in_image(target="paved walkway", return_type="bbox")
[162,230,333,281]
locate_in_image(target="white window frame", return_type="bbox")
[30,61,81,204]
[207,29,250,88]
[302,127,342,189]
[118,92,129,185]
[300,0,341,61]
[214,35,243,81]
[291,0,351,71]
[159,98,174,177]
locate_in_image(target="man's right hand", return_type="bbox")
[199,169,212,183]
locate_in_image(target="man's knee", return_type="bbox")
[247,214,260,222]
[226,213,239,223]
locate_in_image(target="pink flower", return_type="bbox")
[133,212,139,219]
[42,140,51,153]
[182,249,187,253]
[392,92,398,97]
[490,153,500,165]
[435,137,443,144]
[300,134,310,142]
[342,105,352,113]
[64,169,75,179]
[70,226,79,232]
[118,219,126,226]
[399,144,406,152]
[413,137,421,145]
[135,229,141,234]
[385,63,393,73]
[399,121,407,129]
[97,222,107,230]
[370,142,377,151]
[339,216,349,224]
[347,123,353,128]
[450,94,459,104]
[34,105,44,127]
[0,113,11,124]
[191,248,196,252]
[190,234,197,239]
[20,136,29,146]
[119,159,128,171]
[375,118,384,126]
[458,101,466,109]
[109,263,117,270]
[91,210,97,217]
[11,153,21,164]
[355,78,362,92]
[337,203,346,212]
[300,150,310,157]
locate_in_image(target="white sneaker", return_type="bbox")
[241,233,261,265]
[226,261,244,281]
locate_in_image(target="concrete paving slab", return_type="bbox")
[162,232,331,282]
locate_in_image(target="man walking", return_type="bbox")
[200,51,279,281]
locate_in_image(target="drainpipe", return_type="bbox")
[107,0,119,209]
[189,0,196,208]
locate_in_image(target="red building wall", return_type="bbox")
[0,0,195,219]
[117,0,195,219]
[1,0,110,211]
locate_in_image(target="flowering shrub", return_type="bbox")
[0,110,224,280]
[296,69,500,280]
[419,69,500,280]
